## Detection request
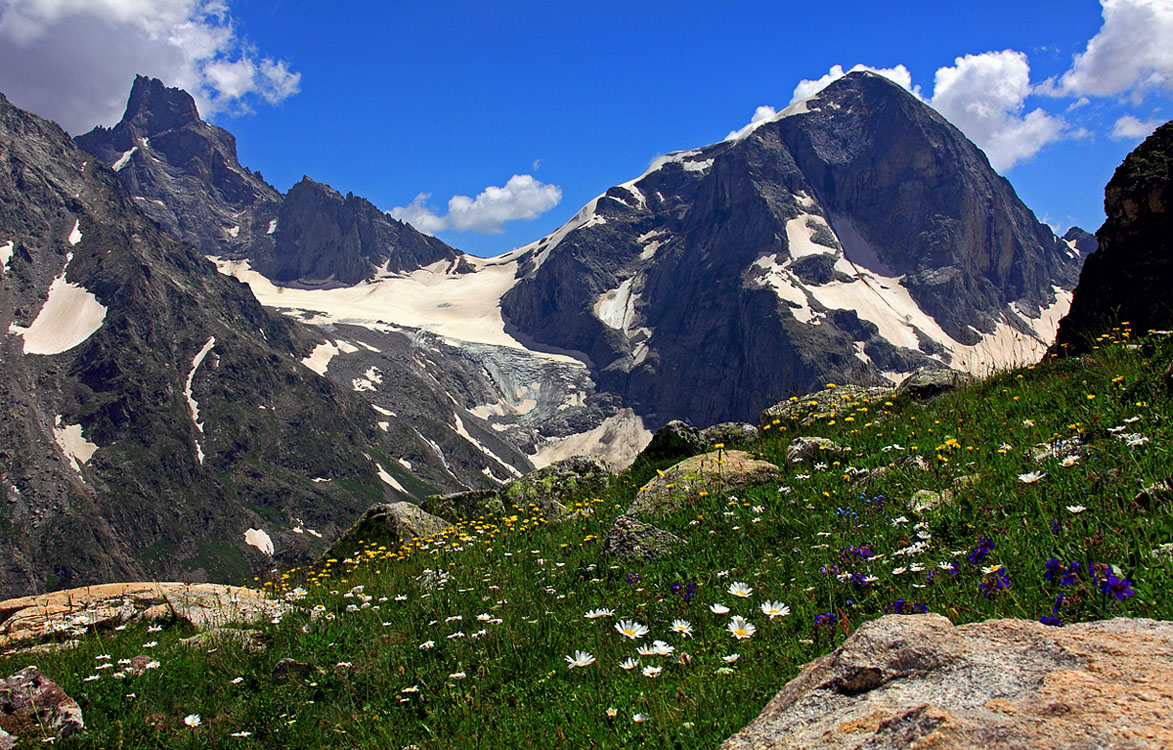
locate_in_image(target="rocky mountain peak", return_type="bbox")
[122,75,201,135]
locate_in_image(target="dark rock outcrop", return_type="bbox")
[721,614,1173,750]
[1052,120,1173,353]
[896,368,975,399]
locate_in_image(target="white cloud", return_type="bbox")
[1111,114,1163,139]
[391,175,562,235]
[789,64,922,105]
[1044,0,1173,99]
[725,105,778,141]
[929,50,1065,172]
[0,0,300,133]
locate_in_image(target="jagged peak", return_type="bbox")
[121,75,201,134]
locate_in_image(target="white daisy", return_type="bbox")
[614,619,649,640]
[584,608,614,620]
[728,581,753,598]
[1060,455,1080,467]
[1066,505,1087,514]
[1018,471,1046,484]
[760,600,790,619]
[669,619,693,637]
[619,658,639,670]
[722,653,740,663]
[633,713,650,723]
[641,665,663,678]
[709,603,730,615]
[564,650,596,669]
[727,616,756,639]
[184,714,201,728]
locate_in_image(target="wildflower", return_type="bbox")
[1066,505,1086,514]
[814,611,837,627]
[892,566,907,576]
[1022,419,1035,427]
[968,537,995,565]
[419,640,435,650]
[614,619,649,640]
[1124,434,1149,447]
[633,713,650,723]
[1018,471,1046,484]
[142,641,158,649]
[709,603,730,615]
[229,677,244,685]
[1039,615,1063,627]
[477,613,492,621]
[584,608,614,620]
[759,601,790,619]
[184,714,202,728]
[147,624,163,633]
[1060,455,1080,467]
[83,675,99,682]
[670,619,693,637]
[230,731,252,738]
[722,653,740,663]
[619,658,639,670]
[642,665,663,678]
[727,616,756,639]
[1100,573,1136,601]
[564,651,596,669]
[728,582,753,598]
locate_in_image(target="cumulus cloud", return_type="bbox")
[725,105,779,141]
[1111,114,1163,139]
[0,0,301,133]
[929,50,1065,172]
[1042,0,1173,100]
[391,175,562,235]
[789,63,922,105]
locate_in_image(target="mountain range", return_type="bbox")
[1,71,1092,594]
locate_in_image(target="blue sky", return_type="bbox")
[1,0,1170,256]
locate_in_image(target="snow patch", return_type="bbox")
[267,219,278,235]
[8,254,107,355]
[352,366,383,392]
[336,340,359,354]
[111,147,137,171]
[785,214,835,259]
[594,277,640,332]
[749,255,816,323]
[452,412,522,477]
[244,528,274,556]
[67,220,82,246]
[398,458,413,471]
[376,463,407,493]
[52,416,98,474]
[185,337,216,439]
[372,404,396,417]
[226,225,240,238]
[378,421,390,432]
[300,341,341,376]
[532,409,651,472]
[682,158,713,172]
[0,240,13,272]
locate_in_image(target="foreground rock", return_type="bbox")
[500,456,611,519]
[0,582,284,653]
[785,436,851,463]
[322,502,451,559]
[721,614,1173,750]
[762,386,895,427]
[627,450,782,518]
[603,516,684,561]
[0,667,84,742]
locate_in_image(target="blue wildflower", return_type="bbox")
[1040,615,1063,627]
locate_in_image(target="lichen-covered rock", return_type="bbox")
[762,386,895,427]
[721,614,1173,750]
[627,450,782,519]
[501,456,611,520]
[896,368,974,399]
[786,436,851,463]
[0,666,84,741]
[603,516,684,561]
[180,627,265,654]
[421,490,504,523]
[322,502,451,560]
[0,582,285,653]
[637,421,704,464]
[698,422,760,449]
[909,488,954,511]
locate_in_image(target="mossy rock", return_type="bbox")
[321,502,451,560]
[762,386,895,427]
[421,490,504,524]
[626,450,782,519]
[501,456,611,520]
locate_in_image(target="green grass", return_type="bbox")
[7,330,1173,749]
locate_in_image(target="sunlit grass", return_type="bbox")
[7,329,1172,748]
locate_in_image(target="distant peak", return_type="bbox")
[122,75,201,133]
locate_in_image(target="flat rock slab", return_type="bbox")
[0,582,284,652]
[627,450,781,518]
[721,614,1173,750]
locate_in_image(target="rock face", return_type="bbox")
[0,667,84,741]
[0,89,452,596]
[720,614,1173,750]
[1053,120,1172,353]
[501,72,1082,428]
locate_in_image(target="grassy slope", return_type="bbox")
[7,329,1172,749]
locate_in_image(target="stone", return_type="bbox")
[0,727,12,750]
[271,657,320,685]
[0,666,84,740]
[896,368,975,399]
[1135,479,1173,509]
[321,502,452,560]
[1032,437,1084,462]
[698,422,760,449]
[861,453,930,483]
[637,421,703,464]
[501,456,611,520]
[0,582,285,653]
[762,386,895,428]
[720,614,1173,750]
[909,488,954,511]
[603,516,684,561]
[420,490,504,524]
[627,450,782,519]
[786,436,851,463]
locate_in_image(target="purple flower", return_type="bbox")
[979,567,1011,599]
[814,611,837,627]
[1100,573,1135,601]
[626,572,640,586]
[1040,615,1063,627]
[1044,557,1062,582]
[968,537,994,565]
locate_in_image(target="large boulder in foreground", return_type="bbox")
[322,502,451,559]
[627,450,782,518]
[721,614,1173,750]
